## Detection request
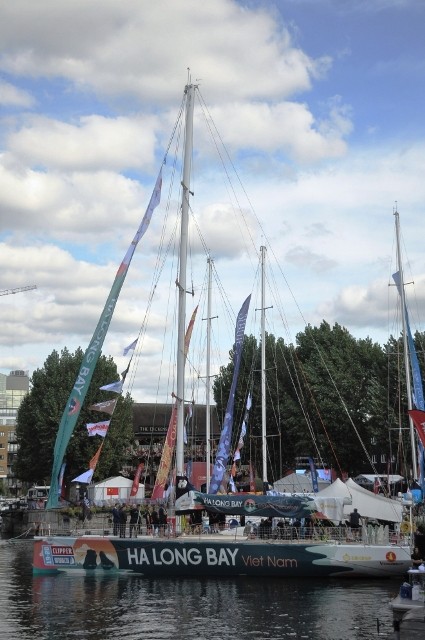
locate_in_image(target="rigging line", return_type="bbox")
[305,329,385,478]
[197,91,314,341]
[196,88,260,269]
[291,349,345,477]
[270,334,326,467]
[161,90,187,166]
[126,101,185,395]
[186,201,238,334]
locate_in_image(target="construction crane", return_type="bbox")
[0,285,37,296]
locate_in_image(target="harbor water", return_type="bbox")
[1,539,400,639]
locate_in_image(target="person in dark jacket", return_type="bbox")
[118,504,127,538]
[158,506,167,537]
[349,508,361,538]
[112,504,120,536]
[129,506,140,538]
[151,507,160,536]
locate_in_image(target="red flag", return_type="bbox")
[373,476,380,494]
[130,462,145,497]
[151,307,198,500]
[89,442,104,470]
[409,410,425,448]
[184,306,198,357]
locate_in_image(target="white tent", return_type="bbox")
[314,478,403,523]
[87,476,145,505]
[353,474,404,486]
[273,472,331,493]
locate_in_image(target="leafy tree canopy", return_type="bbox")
[212,321,415,482]
[15,347,134,495]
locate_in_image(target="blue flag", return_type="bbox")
[209,295,251,494]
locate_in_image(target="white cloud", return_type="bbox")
[6,114,159,171]
[0,0,328,103]
[0,80,35,107]
[0,0,424,403]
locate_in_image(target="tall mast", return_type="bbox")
[205,257,213,490]
[260,245,268,489]
[394,209,418,477]
[176,83,195,477]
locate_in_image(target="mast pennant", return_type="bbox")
[47,169,162,509]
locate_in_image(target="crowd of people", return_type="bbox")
[111,503,168,538]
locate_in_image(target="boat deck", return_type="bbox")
[31,516,407,546]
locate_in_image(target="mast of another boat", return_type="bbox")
[260,245,268,490]
[394,210,418,478]
[175,83,195,481]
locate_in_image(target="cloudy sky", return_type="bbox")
[1,0,425,404]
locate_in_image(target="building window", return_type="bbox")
[371,436,377,445]
[380,454,387,464]
[371,454,377,464]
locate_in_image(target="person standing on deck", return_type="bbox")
[349,508,361,538]
[118,504,127,538]
[112,503,120,536]
[129,506,140,538]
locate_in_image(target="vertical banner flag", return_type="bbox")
[209,295,251,494]
[373,476,380,495]
[47,169,162,509]
[184,403,192,445]
[130,462,145,497]
[151,306,198,500]
[249,461,255,493]
[151,405,177,500]
[58,462,66,500]
[233,394,251,464]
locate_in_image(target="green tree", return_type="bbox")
[15,347,134,495]
[213,320,391,482]
[291,322,388,475]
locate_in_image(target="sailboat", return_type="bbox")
[388,209,425,626]
[33,84,411,578]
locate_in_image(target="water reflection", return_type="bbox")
[1,541,399,639]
